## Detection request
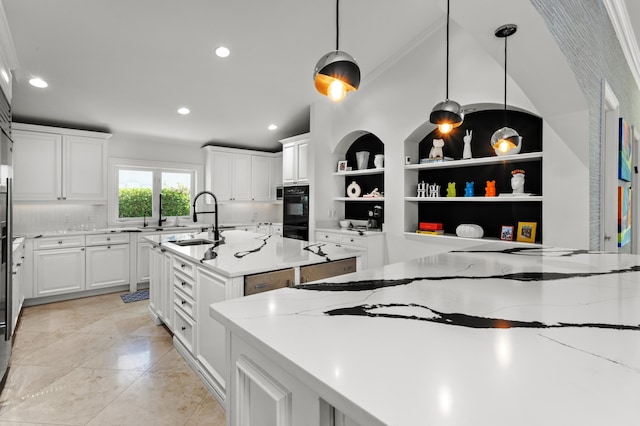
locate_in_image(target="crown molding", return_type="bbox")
[603,0,640,90]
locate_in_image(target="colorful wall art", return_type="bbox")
[618,117,632,182]
[618,186,631,248]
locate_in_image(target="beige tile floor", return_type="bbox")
[0,292,226,425]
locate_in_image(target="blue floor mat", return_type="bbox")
[120,289,149,303]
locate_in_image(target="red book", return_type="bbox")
[419,222,443,231]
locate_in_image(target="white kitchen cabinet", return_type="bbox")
[252,156,272,201]
[0,9,17,102]
[172,256,198,355]
[85,233,130,289]
[205,146,282,202]
[280,133,309,186]
[11,239,25,337]
[236,225,257,232]
[12,124,111,202]
[33,246,85,297]
[148,244,173,328]
[315,230,385,270]
[196,267,228,393]
[136,240,152,284]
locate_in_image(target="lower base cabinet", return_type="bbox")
[34,246,86,296]
[85,243,129,289]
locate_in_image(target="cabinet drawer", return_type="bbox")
[85,233,129,246]
[174,287,196,320]
[315,232,338,243]
[173,308,196,355]
[173,257,196,280]
[173,271,195,298]
[244,268,295,296]
[339,234,365,247]
[300,257,357,284]
[34,235,85,250]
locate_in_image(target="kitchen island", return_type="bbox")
[211,244,640,426]
[144,229,364,405]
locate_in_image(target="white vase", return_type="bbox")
[355,151,369,170]
[374,154,384,169]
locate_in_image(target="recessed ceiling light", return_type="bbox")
[268,124,278,130]
[29,77,48,88]
[177,107,190,115]
[215,46,230,58]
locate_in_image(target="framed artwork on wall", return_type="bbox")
[618,186,631,247]
[619,117,632,182]
[516,221,537,243]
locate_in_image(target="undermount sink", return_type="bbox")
[172,238,216,246]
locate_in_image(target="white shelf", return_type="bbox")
[404,152,542,171]
[333,168,384,176]
[405,196,542,202]
[403,232,542,246]
[334,197,385,202]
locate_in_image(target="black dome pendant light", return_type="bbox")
[313,0,361,102]
[490,24,522,156]
[429,0,464,134]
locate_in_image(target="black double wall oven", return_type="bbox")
[282,185,309,241]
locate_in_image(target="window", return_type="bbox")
[109,158,202,226]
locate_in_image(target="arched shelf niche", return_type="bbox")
[403,103,544,244]
[332,130,385,224]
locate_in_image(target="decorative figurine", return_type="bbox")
[429,138,445,160]
[417,181,427,198]
[464,181,474,197]
[462,129,473,159]
[374,154,384,169]
[485,180,496,197]
[363,188,382,198]
[446,182,456,197]
[511,169,525,194]
[428,183,440,197]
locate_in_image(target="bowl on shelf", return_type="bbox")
[339,220,351,229]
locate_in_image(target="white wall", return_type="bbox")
[309,0,590,263]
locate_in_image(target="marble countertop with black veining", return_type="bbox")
[211,244,640,425]
[145,230,364,278]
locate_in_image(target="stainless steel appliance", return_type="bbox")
[0,89,12,392]
[282,185,309,240]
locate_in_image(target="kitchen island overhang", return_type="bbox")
[211,244,640,426]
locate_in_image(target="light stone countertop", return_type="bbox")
[145,229,364,278]
[211,243,640,425]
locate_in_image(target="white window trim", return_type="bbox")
[108,157,204,227]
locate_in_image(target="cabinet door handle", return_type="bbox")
[254,283,267,289]
[181,281,186,286]
[181,300,186,305]
[106,237,111,241]
[181,326,186,331]
[160,248,166,253]
[181,264,186,269]
[58,240,63,244]
[107,245,111,249]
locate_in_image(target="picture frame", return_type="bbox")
[500,225,514,241]
[516,221,537,243]
[618,117,632,182]
[337,160,348,172]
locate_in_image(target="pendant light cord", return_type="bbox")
[445,0,450,100]
[503,33,508,123]
[336,0,340,50]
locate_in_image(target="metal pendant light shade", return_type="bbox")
[491,24,521,156]
[430,0,463,133]
[313,50,361,102]
[313,0,360,102]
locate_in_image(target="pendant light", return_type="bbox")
[490,24,522,156]
[313,0,361,102]
[429,0,463,134]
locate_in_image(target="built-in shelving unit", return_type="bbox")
[333,168,384,177]
[333,197,386,202]
[404,106,543,243]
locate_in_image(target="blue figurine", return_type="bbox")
[464,181,474,197]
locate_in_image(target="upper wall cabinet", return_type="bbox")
[204,146,282,202]
[0,3,18,102]
[12,123,111,202]
[280,133,309,186]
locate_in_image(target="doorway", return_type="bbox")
[601,81,619,253]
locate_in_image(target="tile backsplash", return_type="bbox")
[13,202,283,235]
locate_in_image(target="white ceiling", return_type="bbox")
[4,1,640,153]
[2,0,443,151]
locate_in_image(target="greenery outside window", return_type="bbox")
[109,159,202,226]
